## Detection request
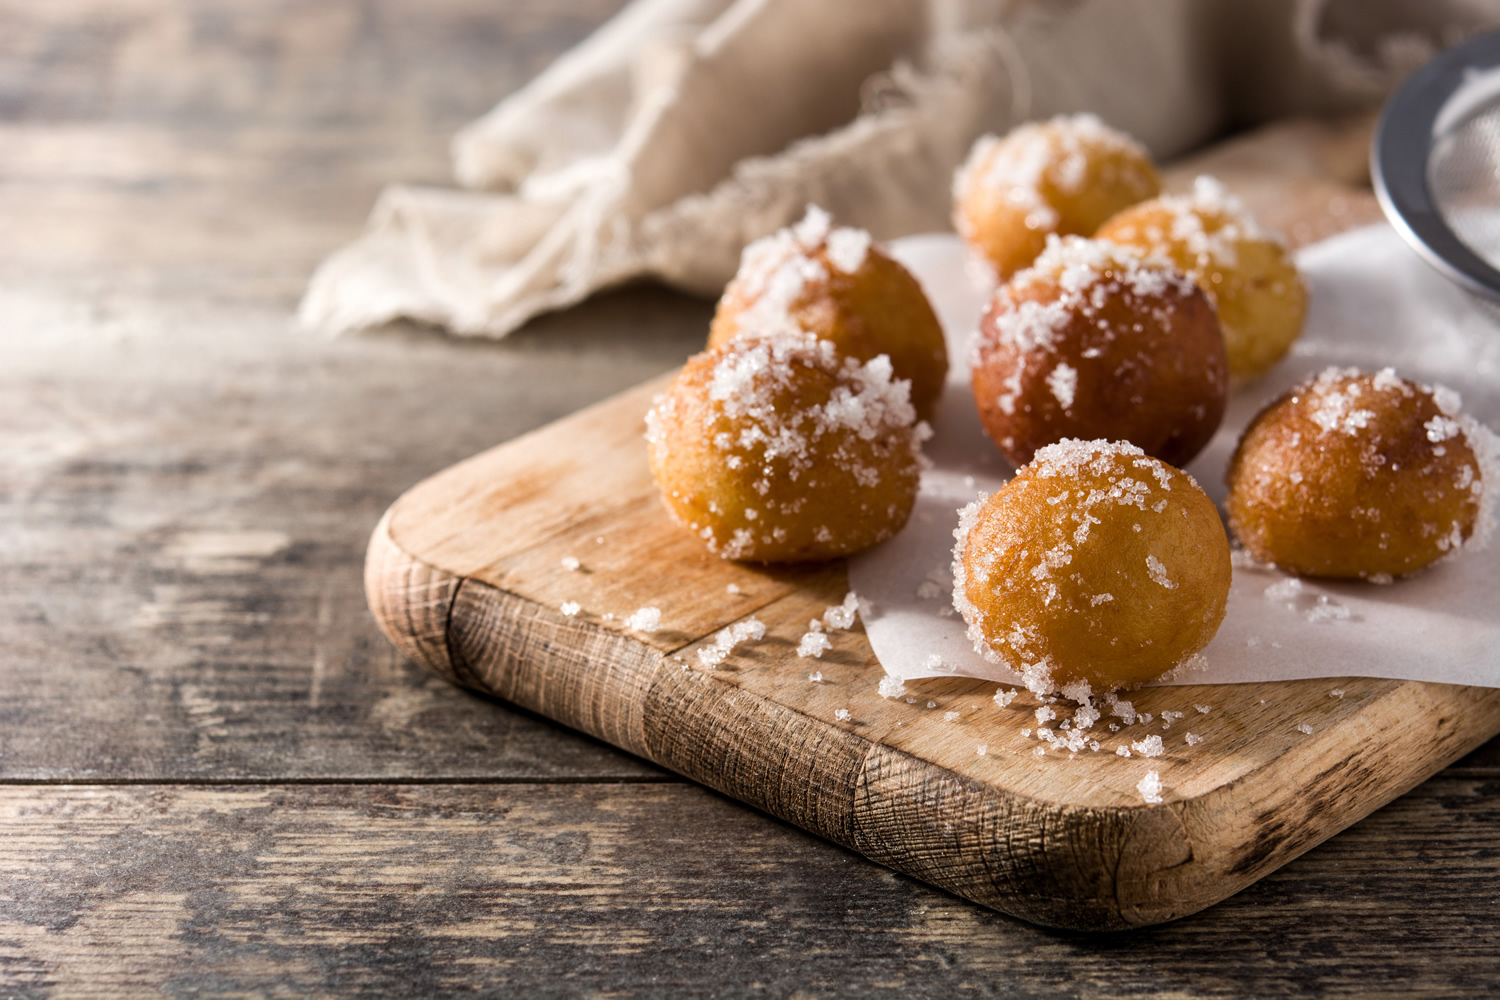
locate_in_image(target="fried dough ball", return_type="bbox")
[646,331,927,563]
[1227,367,1497,579]
[970,236,1229,468]
[953,439,1231,695]
[1097,176,1306,381]
[709,207,948,418]
[953,114,1161,282]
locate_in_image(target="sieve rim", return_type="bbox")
[1373,29,1500,302]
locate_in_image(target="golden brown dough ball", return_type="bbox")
[1227,367,1496,579]
[709,207,948,419]
[1096,176,1306,382]
[953,439,1231,695]
[646,332,927,563]
[953,114,1161,282]
[970,236,1228,468]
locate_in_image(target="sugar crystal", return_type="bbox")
[560,556,581,572]
[1131,735,1164,758]
[1137,770,1164,805]
[560,601,581,617]
[796,631,831,659]
[623,606,662,632]
[823,592,860,630]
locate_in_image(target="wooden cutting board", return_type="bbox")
[364,117,1500,931]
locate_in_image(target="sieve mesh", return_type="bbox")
[1429,102,1500,270]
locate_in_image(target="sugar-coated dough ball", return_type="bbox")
[953,439,1231,695]
[970,236,1229,468]
[1096,176,1306,381]
[709,207,948,418]
[646,333,928,563]
[953,114,1160,282]
[1227,367,1497,579]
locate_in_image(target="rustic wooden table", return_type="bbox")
[3,1,1497,995]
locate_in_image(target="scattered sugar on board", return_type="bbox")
[808,671,823,683]
[1297,723,1314,735]
[927,701,937,709]
[726,583,741,595]
[623,606,662,632]
[796,631,831,659]
[560,601,581,617]
[1185,732,1204,746]
[878,674,907,699]
[1330,688,1346,699]
[993,688,1018,708]
[1131,735,1164,758]
[697,617,766,667]
[1107,696,1138,726]
[1138,770,1164,805]
[1195,704,1212,714]
[1116,746,1131,758]
[823,592,860,630]
[560,556,580,572]
[944,711,961,723]
[976,744,989,757]
[834,708,851,722]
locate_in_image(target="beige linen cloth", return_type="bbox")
[301,0,1500,339]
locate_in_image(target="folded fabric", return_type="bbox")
[301,0,1500,340]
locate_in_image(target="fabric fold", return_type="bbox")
[302,0,1500,340]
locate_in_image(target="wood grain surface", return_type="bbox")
[4,779,1498,998]
[3,0,1499,994]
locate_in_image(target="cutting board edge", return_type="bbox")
[363,500,1500,930]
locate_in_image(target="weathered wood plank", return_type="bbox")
[2,782,1496,997]
[0,0,709,782]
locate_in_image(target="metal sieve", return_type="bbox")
[1373,30,1500,302]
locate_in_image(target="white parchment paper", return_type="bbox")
[850,224,1500,688]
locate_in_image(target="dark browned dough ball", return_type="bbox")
[970,235,1229,469]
